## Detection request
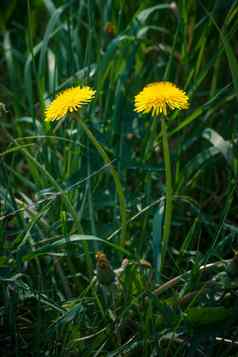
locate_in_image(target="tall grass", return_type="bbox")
[1,0,238,355]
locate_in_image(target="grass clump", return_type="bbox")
[1,0,238,355]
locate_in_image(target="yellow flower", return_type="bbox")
[95,251,115,285]
[45,86,95,122]
[95,251,111,271]
[134,81,189,117]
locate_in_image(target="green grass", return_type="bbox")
[1,0,238,355]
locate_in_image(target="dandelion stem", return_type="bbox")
[161,116,173,268]
[78,117,127,246]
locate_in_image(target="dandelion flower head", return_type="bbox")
[45,86,95,122]
[95,252,108,270]
[134,81,189,117]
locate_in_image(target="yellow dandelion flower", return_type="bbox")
[45,86,95,122]
[95,251,111,271]
[95,251,115,285]
[134,81,189,117]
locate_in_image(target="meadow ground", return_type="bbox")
[1,0,238,356]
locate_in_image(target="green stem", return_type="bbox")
[161,116,173,267]
[78,117,127,246]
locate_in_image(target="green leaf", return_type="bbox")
[152,201,164,281]
[186,307,233,326]
[178,147,219,190]
[201,4,238,99]
[202,128,233,163]
[23,235,131,261]
[136,4,171,24]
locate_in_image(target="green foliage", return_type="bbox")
[1,0,238,355]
